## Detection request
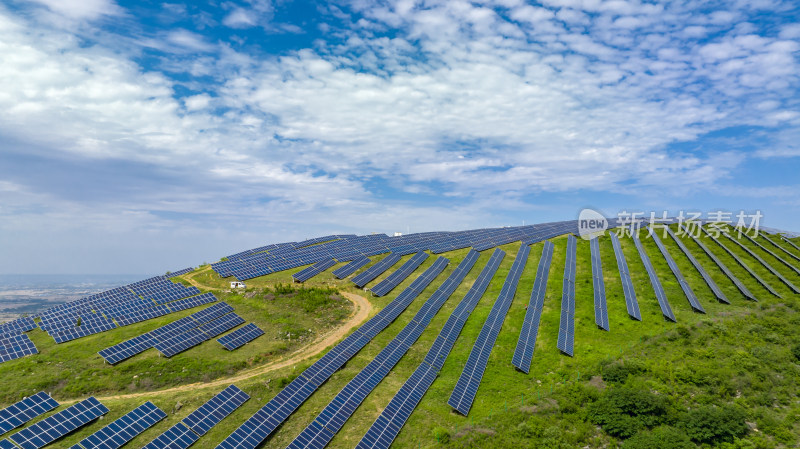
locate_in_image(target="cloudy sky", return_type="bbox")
[1,0,798,275]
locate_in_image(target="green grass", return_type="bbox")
[2,228,800,449]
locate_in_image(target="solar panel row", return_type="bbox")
[182,385,250,436]
[780,235,800,252]
[633,235,677,322]
[287,250,480,449]
[0,334,39,364]
[740,233,800,276]
[722,232,800,294]
[664,227,730,304]
[700,227,781,298]
[0,392,59,436]
[591,237,609,331]
[760,233,800,263]
[351,253,403,288]
[680,224,757,301]
[448,243,531,416]
[512,241,555,373]
[355,248,506,449]
[9,397,108,449]
[141,422,198,449]
[70,401,166,449]
[293,259,337,283]
[214,258,449,449]
[370,252,430,296]
[155,312,245,357]
[217,323,265,351]
[332,256,370,279]
[648,229,706,313]
[556,235,578,356]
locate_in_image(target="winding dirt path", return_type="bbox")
[87,291,371,402]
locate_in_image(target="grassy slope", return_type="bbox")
[1,230,800,448]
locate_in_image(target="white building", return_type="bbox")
[230,281,246,289]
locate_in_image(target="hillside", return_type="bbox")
[1,222,799,449]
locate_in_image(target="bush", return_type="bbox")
[678,405,749,444]
[791,343,800,362]
[588,387,672,439]
[602,361,647,383]
[433,427,450,444]
[623,426,695,449]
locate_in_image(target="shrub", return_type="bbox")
[602,361,647,383]
[588,387,672,439]
[791,343,800,362]
[433,427,450,444]
[678,405,749,445]
[623,426,694,449]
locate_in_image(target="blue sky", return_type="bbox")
[0,0,799,275]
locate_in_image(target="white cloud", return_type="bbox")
[27,0,122,20]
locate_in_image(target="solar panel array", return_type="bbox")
[760,234,800,263]
[512,241,555,373]
[700,227,780,298]
[649,230,706,313]
[370,252,430,296]
[633,235,676,322]
[0,334,38,364]
[556,235,578,356]
[723,232,800,294]
[448,243,531,416]
[609,232,642,320]
[591,237,609,330]
[70,401,166,449]
[356,249,505,449]
[293,258,337,283]
[351,253,403,288]
[664,227,730,304]
[217,323,265,351]
[0,392,59,435]
[287,250,480,449]
[155,312,245,358]
[780,235,800,252]
[98,299,227,364]
[332,256,370,279]
[740,233,800,276]
[167,267,195,277]
[8,397,108,449]
[680,224,757,301]
[182,385,250,436]
[141,422,198,449]
[214,258,449,449]
[0,317,36,338]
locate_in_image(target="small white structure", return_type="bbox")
[230,281,246,289]
[393,232,403,237]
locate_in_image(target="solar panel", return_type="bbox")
[217,323,265,351]
[760,233,800,263]
[664,227,730,304]
[198,313,245,338]
[512,241,555,373]
[370,252,429,296]
[70,401,166,449]
[141,422,199,449]
[154,328,209,358]
[591,237,609,330]
[700,227,781,298]
[0,392,59,435]
[351,253,403,288]
[293,258,337,283]
[648,229,706,313]
[0,334,39,364]
[633,235,676,322]
[214,257,449,449]
[556,235,577,356]
[609,232,641,320]
[332,256,370,279]
[0,317,36,335]
[0,439,15,449]
[740,233,800,276]
[9,397,109,449]
[52,319,117,344]
[286,251,480,449]
[723,232,800,294]
[183,385,250,436]
[679,224,757,301]
[780,235,800,252]
[448,243,531,416]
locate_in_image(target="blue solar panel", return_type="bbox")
[351,253,403,288]
[0,392,59,435]
[287,251,479,449]
[0,334,39,364]
[591,237,609,330]
[679,224,757,301]
[448,243,531,416]
[0,439,15,449]
[217,323,264,351]
[182,385,250,436]
[332,256,370,279]
[0,317,36,335]
[9,397,109,449]
[723,231,800,294]
[633,235,676,322]
[649,229,706,313]
[665,227,730,304]
[370,252,430,296]
[700,226,780,298]
[556,235,577,356]
[293,258,337,283]
[740,233,800,276]
[214,257,449,449]
[141,422,198,449]
[70,401,166,449]
[356,249,505,449]
[512,241,555,373]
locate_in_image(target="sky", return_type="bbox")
[0,0,799,275]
